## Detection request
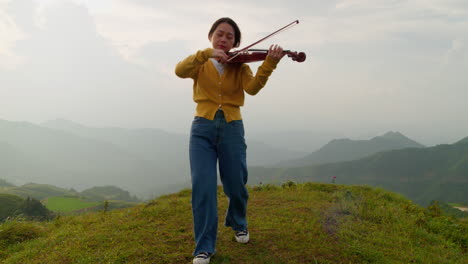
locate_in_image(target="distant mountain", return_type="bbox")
[42,119,306,167]
[245,141,307,166]
[0,141,64,185]
[248,130,345,153]
[457,136,468,144]
[0,119,177,198]
[1,183,78,200]
[80,186,139,202]
[275,131,425,167]
[0,118,307,199]
[0,178,15,187]
[42,119,189,169]
[249,137,468,205]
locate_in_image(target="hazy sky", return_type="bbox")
[1,0,467,145]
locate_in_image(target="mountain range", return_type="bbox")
[274,131,425,167]
[0,119,165,197]
[2,118,465,205]
[0,119,306,198]
[42,119,307,167]
[249,138,468,205]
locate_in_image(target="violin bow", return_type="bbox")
[227,20,299,62]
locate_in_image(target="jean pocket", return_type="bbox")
[229,120,245,137]
[230,120,244,128]
[193,116,208,123]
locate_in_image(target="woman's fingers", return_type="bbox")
[269,44,284,59]
[212,49,228,63]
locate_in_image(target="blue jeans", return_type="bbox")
[189,110,248,256]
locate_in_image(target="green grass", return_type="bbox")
[449,203,467,207]
[1,183,466,263]
[44,197,100,212]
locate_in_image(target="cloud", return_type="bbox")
[87,0,323,60]
[84,0,467,70]
[1,0,182,127]
[1,0,467,144]
[0,1,26,69]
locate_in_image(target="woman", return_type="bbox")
[175,17,284,264]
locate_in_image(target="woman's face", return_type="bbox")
[210,22,235,53]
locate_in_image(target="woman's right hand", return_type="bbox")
[212,49,229,64]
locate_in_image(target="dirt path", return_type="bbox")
[454,206,468,212]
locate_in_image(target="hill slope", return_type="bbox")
[1,183,78,200]
[457,136,468,144]
[0,193,23,220]
[250,139,468,205]
[276,131,425,167]
[0,183,466,263]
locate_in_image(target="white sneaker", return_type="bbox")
[235,230,249,243]
[193,252,211,264]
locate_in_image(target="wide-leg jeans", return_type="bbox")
[189,110,248,256]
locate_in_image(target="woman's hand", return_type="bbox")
[268,44,284,60]
[212,49,229,63]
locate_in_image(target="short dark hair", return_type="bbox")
[208,17,241,48]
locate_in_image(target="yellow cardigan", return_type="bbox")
[175,48,279,122]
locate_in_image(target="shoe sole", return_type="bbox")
[235,233,250,243]
[193,257,210,264]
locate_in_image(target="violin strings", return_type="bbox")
[227,20,299,62]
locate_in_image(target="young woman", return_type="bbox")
[175,17,284,264]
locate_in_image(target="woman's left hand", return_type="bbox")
[268,44,285,60]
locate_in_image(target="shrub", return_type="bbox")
[281,180,297,189]
[0,221,44,245]
[19,197,54,221]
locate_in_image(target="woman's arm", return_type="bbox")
[175,48,213,79]
[242,55,281,95]
[242,45,283,95]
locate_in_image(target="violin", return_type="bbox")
[227,49,306,64]
[226,20,306,64]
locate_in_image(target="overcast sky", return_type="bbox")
[1,0,467,145]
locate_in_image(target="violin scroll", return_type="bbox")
[285,51,306,63]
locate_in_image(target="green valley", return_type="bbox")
[0,181,140,218]
[43,197,100,213]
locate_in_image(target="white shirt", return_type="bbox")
[210,58,225,75]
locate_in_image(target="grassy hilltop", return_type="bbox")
[0,183,466,264]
